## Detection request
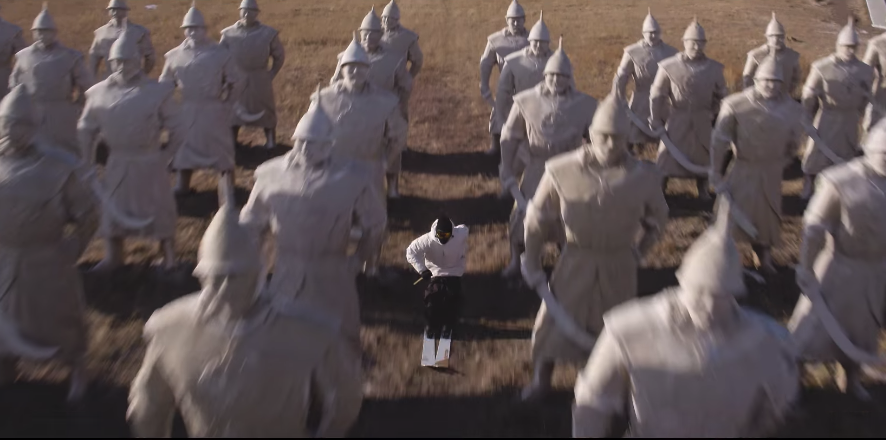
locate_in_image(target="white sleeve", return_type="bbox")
[405,234,431,273]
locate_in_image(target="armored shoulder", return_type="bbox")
[83,80,109,100]
[544,148,585,188]
[254,155,287,182]
[503,49,526,63]
[819,158,866,189]
[810,56,832,74]
[220,24,238,36]
[602,290,676,342]
[164,45,181,60]
[512,86,539,109]
[747,44,768,60]
[623,41,646,59]
[486,28,506,44]
[657,54,682,72]
[143,294,202,339]
[721,89,752,110]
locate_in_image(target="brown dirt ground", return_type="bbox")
[1,0,886,437]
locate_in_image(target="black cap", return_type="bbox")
[435,213,453,234]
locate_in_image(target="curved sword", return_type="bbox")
[800,121,847,166]
[0,309,58,359]
[234,102,265,124]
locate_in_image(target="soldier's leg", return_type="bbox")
[841,359,872,401]
[441,278,463,338]
[0,356,17,386]
[232,126,241,145]
[174,170,193,195]
[801,174,816,200]
[502,242,524,278]
[91,237,125,273]
[67,355,88,402]
[264,128,276,150]
[521,360,555,402]
[160,239,176,270]
[486,134,501,156]
[696,178,712,201]
[424,285,443,339]
[386,173,400,199]
[661,177,669,194]
[218,170,236,207]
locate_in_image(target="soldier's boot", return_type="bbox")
[800,174,816,200]
[842,362,873,402]
[486,134,501,156]
[174,170,193,196]
[387,173,401,199]
[160,239,176,270]
[217,171,236,207]
[91,238,124,273]
[67,356,88,403]
[264,128,276,150]
[520,361,554,402]
[752,245,777,275]
[231,126,241,146]
[696,178,712,201]
[501,245,521,278]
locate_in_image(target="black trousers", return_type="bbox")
[424,276,462,338]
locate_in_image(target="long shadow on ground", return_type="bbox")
[401,150,500,177]
[176,187,250,219]
[234,142,292,170]
[387,195,513,232]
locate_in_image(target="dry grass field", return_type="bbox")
[1,0,886,437]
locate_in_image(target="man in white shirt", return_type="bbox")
[406,214,469,366]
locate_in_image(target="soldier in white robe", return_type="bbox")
[742,12,801,98]
[332,8,412,199]
[494,11,552,154]
[711,56,803,274]
[0,5,27,99]
[800,18,873,200]
[88,0,156,82]
[651,18,728,200]
[0,86,100,402]
[519,94,667,401]
[128,199,363,437]
[613,9,678,150]
[499,37,597,277]
[787,117,886,402]
[78,29,186,273]
[323,35,408,207]
[864,24,886,131]
[480,0,529,156]
[10,4,95,157]
[160,4,245,197]
[572,203,800,437]
[240,89,387,347]
[381,0,423,81]
[222,0,285,150]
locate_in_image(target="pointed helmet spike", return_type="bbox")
[683,17,707,41]
[338,30,371,67]
[382,0,400,19]
[642,7,661,33]
[32,2,57,30]
[528,10,550,41]
[42,1,48,11]
[837,15,860,46]
[109,18,140,61]
[590,93,630,136]
[181,0,206,28]
[193,202,262,278]
[766,10,785,36]
[558,35,563,51]
[544,35,573,77]
[292,82,333,142]
[359,6,383,31]
[506,0,525,18]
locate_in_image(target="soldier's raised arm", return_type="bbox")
[572,328,630,438]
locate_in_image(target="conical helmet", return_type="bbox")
[360,6,383,31]
[682,17,706,41]
[107,0,130,10]
[590,93,630,136]
[754,55,784,82]
[765,11,785,36]
[108,21,140,61]
[32,2,57,31]
[528,11,550,41]
[0,85,37,126]
[239,0,259,11]
[642,8,661,33]
[863,117,886,153]
[193,201,261,278]
[382,0,400,18]
[339,31,371,66]
[181,1,206,28]
[292,84,333,142]
[506,0,525,18]
[544,36,573,77]
[676,197,746,297]
[837,16,859,46]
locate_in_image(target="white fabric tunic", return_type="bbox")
[10,43,95,156]
[79,73,185,240]
[332,44,412,120]
[573,290,800,438]
[406,220,469,277]
[220,21,284,129]
[0,151,99,363]
[615,40,679,145]
[159,40,244,172]
[88,21,155,81]
[480,27,529,134]
[0,19,26,99]
[742,45,801,97]
[128,294,363,438]
[240,154,387,345]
